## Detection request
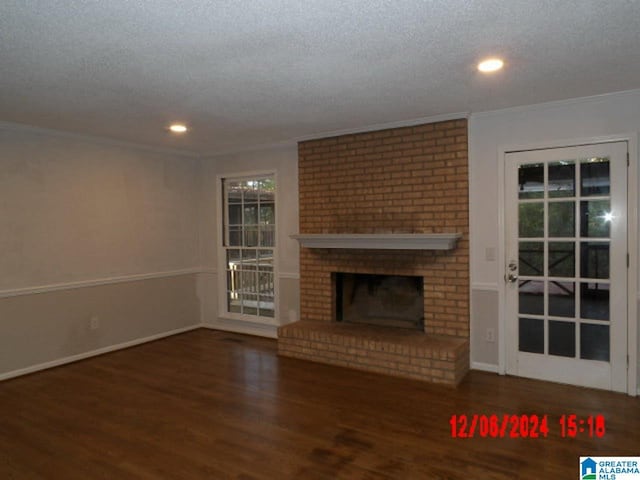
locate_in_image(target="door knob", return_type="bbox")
[505,260,518,283]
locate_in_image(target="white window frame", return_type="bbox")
[217,170,279,325]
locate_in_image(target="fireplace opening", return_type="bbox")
[335,273,424,330]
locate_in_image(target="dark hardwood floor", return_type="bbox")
[0,329,638,479]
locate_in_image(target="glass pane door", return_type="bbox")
[517,157,611,360]
[505,142,627,392]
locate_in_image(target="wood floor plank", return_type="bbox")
[1,329,638,479]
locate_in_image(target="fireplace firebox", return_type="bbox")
[335,273,424,330]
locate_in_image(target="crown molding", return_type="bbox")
[293,111,470,143]
[0,120,201,158]
[471,88,640,119]
[5,88,639,160]
[196,112,470,159]
[202,139,297,160]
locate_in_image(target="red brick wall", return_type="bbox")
[298,119,469,338]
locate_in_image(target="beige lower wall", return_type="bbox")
[197,272,218,326]
[0,274,200,377]
[470,288,499,367]
[278,277,300,325]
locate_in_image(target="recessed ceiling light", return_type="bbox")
[478,58,504,73]
[168,124,188,133]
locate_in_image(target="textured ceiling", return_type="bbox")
[1,1,640,156]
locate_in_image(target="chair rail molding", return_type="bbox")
[0,268,204,298]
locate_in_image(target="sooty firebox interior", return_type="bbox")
[335,273,424,330]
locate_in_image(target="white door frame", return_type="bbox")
[497,133,638,396]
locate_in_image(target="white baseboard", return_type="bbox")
[471,361,500,373]
[203,318,278,339]
[0,324,201,382]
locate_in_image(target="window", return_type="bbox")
[222,175,275,318]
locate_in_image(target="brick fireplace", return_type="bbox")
[278,119,470,385]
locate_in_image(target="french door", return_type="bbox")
[505,142,628,392]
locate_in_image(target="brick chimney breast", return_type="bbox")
[280,119,470,386]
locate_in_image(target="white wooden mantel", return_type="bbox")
[290,233,462,250]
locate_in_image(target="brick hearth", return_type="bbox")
[279,118,470,385]
[279,321,469,385]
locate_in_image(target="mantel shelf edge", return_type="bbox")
[290,233,462,250]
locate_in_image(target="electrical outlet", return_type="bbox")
[485,328,495,343]
[89,316,100,330]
